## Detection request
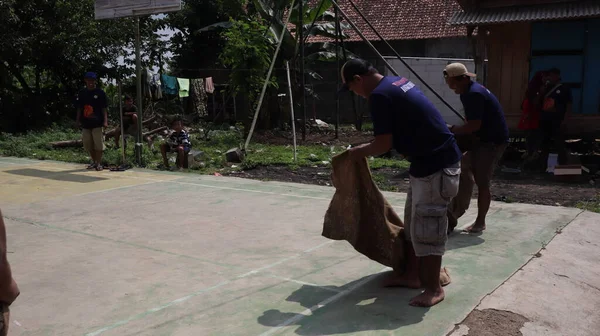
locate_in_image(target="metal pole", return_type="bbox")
[118,81,125,164]
[334,5,341,139]
[299,0,307,141]
[343,0,464,121]
[286,61,298,162]
[135,16,143,165]
[336,6,360,132]
[233,94,237,120]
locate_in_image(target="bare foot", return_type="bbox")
[382,273,421,289]
[464,223,486,233]
[409,288,445,307]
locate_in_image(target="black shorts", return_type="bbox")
[165,145,191,154]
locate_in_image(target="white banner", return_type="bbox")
[95,0,181,20]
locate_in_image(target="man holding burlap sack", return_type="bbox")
[334,59,461,307]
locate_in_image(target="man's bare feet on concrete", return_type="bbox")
[382,273,421,289]
[464,221,486,233]
[409,288,445,307]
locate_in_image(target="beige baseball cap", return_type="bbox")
[443,63,476,78]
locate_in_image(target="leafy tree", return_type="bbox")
[209,0,353,129]
[0,0,163,132]
[218,18,278,132]
[159,0,248,77]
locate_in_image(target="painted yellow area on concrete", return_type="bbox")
[0,160,179,205]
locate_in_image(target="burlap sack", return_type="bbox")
[322,151,451,285]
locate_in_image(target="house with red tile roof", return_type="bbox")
[303,0,469,58]
[304,0,471,126]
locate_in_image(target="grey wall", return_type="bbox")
[291,37,474,126]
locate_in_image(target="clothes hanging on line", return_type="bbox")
[205,77,215,94]
[142,68,153,99]
[161,74,179,96]
[177,78,190,98]
[151,74,163,100]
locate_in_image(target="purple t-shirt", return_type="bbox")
[369,76,461,178]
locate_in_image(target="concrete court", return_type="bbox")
[0,156,593,336]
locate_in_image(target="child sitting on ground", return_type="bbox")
[160,118,191,171]
[115,95,138,148]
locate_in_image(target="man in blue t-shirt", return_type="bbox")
[340,58,461,307]
[75,72,108,171]
[444,63,509,234]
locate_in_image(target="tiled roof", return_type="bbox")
[450,0,600,25]
[302,0,467,42]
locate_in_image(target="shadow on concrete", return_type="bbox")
[5,168,107,183]
[447,231,485,251]
[258,274,428,335]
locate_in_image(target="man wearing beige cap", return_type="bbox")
[444,63,508,234]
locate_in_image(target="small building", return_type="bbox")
[308,0,472,126]
[450,0,600,136]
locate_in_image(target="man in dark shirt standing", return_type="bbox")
[539,68,571,166]
[444,63,509,234]
[76,72,108,171]
[341,59,461,307]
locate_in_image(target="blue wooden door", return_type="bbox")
[530,20,585,114]
[582,19,600,115]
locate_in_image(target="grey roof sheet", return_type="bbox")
[450,1,600,25]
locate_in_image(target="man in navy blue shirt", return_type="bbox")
[444,63,509,234]
[341,59,461,307]
[75,72,108,171]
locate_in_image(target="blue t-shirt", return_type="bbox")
[369,76,462,178]
[76,88,107,129]
[460,82,509,144]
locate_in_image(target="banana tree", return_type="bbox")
[252,0,355,83]
[200,0,356,130]
[201,0,356,95]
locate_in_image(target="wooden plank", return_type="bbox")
[507,23,531,117]
[485,26,503,96]
[499,26,513,116]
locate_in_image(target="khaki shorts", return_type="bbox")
[82,127,105,152]
[405,162,461,257]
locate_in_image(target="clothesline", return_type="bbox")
[141,68,216,100]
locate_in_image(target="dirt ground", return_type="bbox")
[449,309,530,336]
[230,131,600,208]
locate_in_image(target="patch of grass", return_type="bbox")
[369,157,410,170]
[0,125,411,175]
[371,173,399,192]
[576,195,600,213]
